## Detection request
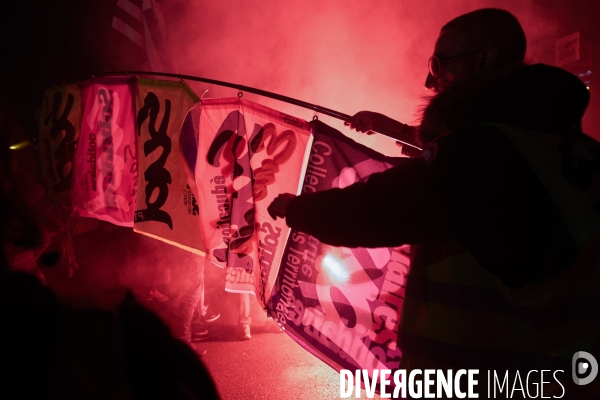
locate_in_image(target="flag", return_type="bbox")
[38,83,81,204]
[71,77,137,226]
[196,98,311,306]
[267,120,409,380]
[110,0,174,72]
[134,78,204,254]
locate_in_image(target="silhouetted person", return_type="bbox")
[269,8,600,397]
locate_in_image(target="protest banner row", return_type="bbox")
[38,78,407,380]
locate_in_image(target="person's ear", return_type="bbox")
[477,46,498,71]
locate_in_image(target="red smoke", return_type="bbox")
[162,0,575,152]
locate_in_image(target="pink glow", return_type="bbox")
[162,0,570,152]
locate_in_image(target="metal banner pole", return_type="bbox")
[94,70,421,152]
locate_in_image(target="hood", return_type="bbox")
[417,63,590,145]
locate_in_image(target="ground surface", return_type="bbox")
[42,220,381,400]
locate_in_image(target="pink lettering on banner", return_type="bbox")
[267,120,408,385]
[72,79,137,227]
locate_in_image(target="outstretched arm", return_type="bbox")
[267,155,459,249]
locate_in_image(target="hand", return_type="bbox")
[344,111,384,134]
[345,111,416,144]
[267,193,296,220]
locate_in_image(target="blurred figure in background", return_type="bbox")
[170,252,220,353]
[1,94,52,283]
[238,293,252,340]
[148,263,170,302]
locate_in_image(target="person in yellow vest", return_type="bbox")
[268,8,600,398]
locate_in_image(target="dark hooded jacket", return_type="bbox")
[285,63,599,289]
[283,63,600,396]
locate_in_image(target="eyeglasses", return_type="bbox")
[428,50,483,78]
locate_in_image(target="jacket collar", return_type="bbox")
[416,63,590,145]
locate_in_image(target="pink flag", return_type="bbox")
[71,77,137,226]
[38,83,81,204]
[267,121,408,385]
[133,79,205,254]
[197,98,311,306]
